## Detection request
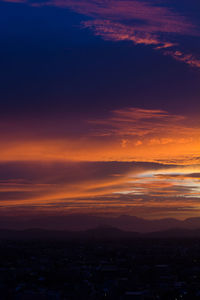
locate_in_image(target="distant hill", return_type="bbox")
[1,214,200,233]
[147,228,200,238]
[0,227,139,240]
[1,227,200,240]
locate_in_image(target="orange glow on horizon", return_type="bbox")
[0,108,199,165]
[0,108,200,218]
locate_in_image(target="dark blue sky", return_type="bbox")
[0,0,200,119]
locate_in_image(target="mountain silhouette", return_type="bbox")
[1,227,200,240]
[1,214,200,233]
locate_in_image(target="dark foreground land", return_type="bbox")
[1,236,200,299]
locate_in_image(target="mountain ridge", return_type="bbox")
[1,214,200,232]
[1,226,200,239]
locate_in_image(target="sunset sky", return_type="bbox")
[0,0,200,220]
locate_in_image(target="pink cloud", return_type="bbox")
[49,0,200,69]
[89,107,189,138]
[83,19,200,69]
[2,0,200,68]
[47,0,196,35]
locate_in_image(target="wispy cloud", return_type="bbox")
[0,108,199,218]
[0,161,200,219]
[84,19,200,68]
[32,0,200,68]
[90,108,200,153]
[46,0,196,34]
[0,107,199,164]
[2,0,200,68]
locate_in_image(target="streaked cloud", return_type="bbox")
[0,161,200,219]
[1,0,200,218]
[0,108,199,164]
[0,108,198,218]
[88,107,200,164]
[3,0,199,68]
[83,18,200,69]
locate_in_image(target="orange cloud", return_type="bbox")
[0,106,199,218]
[0,133,199,216]
[0,161,200,220]
[0,108,199,165]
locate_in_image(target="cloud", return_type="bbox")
[83,18,200,68]
[87,107,200,164]
[0,161,163,211]
[90,107,186,137]
[2,0,200,68]
[30,0,200,68]
[164,50,200,68]
[1,0,200,218]
[0,107,199,164]
[45,0,196,34]
[125,166,200,198]
[0,161,200,219]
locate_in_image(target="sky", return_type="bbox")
[0,0,200,220]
